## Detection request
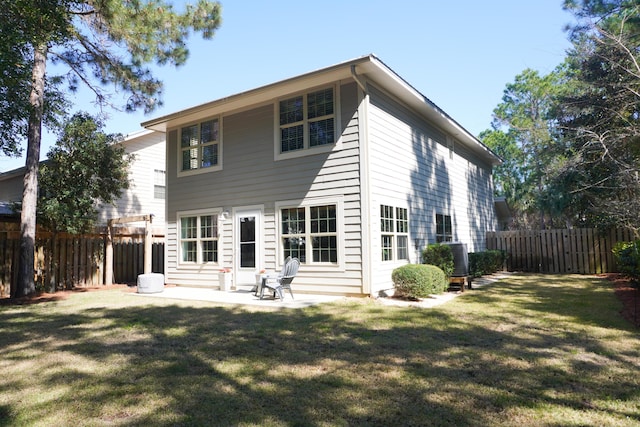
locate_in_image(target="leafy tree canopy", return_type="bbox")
[38,112,133,234]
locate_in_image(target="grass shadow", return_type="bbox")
[0,276,638,426]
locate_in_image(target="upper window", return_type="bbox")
[278,87,336,157]
[180,118,220,174]
[179,213,219,264]
[280,203,338,265]
[436,213,452,243]
[154,169,166,199]
[381,205,409,261]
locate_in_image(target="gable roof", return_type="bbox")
[142,54,501,166]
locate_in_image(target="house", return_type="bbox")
[142,54,502,297]
[0,129,167,231]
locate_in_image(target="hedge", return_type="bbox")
[392,264,448,298]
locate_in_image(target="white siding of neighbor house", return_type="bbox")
[165,82,364,294]
[365,84,497,294]
[97,130,166,230]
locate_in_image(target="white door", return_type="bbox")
[234,208,262,285]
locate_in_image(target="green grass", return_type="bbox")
[0,274,638,426]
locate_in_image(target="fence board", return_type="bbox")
[0,223,164,294]
[488,228,634,274]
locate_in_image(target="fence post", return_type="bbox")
[144,216,152,274]
[105,221,113,285]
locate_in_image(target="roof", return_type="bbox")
[142,54,501,166]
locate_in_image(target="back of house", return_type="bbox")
[142,54,501,297]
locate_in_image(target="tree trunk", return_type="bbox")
[14,45,47,298]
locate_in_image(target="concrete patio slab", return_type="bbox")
[129,286,345,309]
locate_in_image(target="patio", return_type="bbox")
[130,286,346,308]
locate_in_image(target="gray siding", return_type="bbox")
[166,82,364,294]
[366,85,496,293]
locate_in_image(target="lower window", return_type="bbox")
[179,213,219,264]
[281,204,338,264]
[381,205,409,261]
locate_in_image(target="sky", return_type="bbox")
[0,0,575,172]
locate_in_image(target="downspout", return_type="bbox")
[351,65,375,298]
[351,64,367,93]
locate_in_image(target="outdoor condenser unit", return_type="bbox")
[445,242,469,277]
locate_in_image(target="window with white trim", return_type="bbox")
[153,169,165,199]
[280,204,338,264]
[381,205,409,261]
[436,213,453,243]
[278,87,335,154]
[179,213,219,264]
[180,118,220,173]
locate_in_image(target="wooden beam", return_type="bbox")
[108,214,152,225]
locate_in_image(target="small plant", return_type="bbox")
[422,243,454,277]
[392,264,447,299]
[612,240,640,285]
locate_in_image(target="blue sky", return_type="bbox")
[0,0,574,171]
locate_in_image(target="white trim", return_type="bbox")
[274,196,345,271]
[176,116,223,178]
[358,85,373,296]
[232,205,265,285]
[273,84,342,161]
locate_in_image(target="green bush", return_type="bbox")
[612,240,640,282]
[421,243,454,277]
[468,250,506,277]
[392,264,448,298]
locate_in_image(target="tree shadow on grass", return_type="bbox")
[0,282,638,426]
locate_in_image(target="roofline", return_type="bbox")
[142,54,501,166]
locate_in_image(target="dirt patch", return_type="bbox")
[0,284,136,306]
[602,273,640,328]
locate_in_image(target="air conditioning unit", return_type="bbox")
[444,242,469,277]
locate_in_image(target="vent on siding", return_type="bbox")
[445,242,469,277]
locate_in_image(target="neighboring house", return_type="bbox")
[96,129,167,231]
[0,129,166,231]
[142,54,502,296]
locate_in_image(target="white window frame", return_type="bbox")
[153,169,166,200]
[436,213,453,243]
[177,208,224,265]
[275,197,345,270]
[274,85,341,161]
[380,204,409,262]
[177,117,223,177]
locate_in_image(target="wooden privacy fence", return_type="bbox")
[0,223,164,297]
[486,228,635,274]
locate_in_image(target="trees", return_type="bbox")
[2,1,221,298]
[39,113,133,235]
[557,0,640,233]
[481,68,569,229]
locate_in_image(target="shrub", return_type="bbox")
[468,250,506,277]
[612,240,640,283]
[392,264,448,298]
[421,243,454,277]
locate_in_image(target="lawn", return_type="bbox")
[0,274,638,426]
